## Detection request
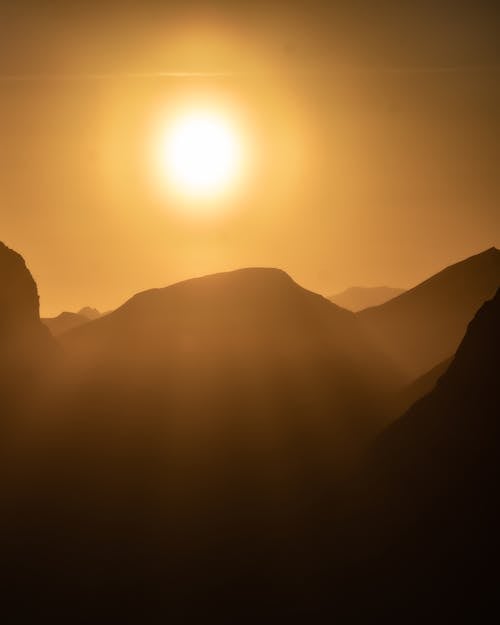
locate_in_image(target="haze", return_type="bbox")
[1,2,500,620]
[1,1,499,316]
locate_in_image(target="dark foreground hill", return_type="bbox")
[358,247,500,379]
[345,288,500,617]
[329,285,404,311]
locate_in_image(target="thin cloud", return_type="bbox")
[0,65,498,82]
[0,71,234,82]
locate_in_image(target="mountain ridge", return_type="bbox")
[362,246,498,314]
[357,247,500,378]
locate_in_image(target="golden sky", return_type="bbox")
[1,2,499,315]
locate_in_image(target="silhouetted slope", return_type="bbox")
[42,311,90,336]
[391,356,452,418]
[0,242,57,419]
[358,247,500,379]
[349,288,500,616]
[329,285,404,311]
[376,287,499,466]
[60,267,402,451]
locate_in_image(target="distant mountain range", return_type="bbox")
[329,285,405,311]
[42,307,101,336]
[358,247,500,379]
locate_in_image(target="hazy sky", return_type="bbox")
[1,1,499,315]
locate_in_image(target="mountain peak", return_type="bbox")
[61,263,402,407]
[0,240,40,326]
[0,241,57,406]
[113,266,329,319]
[178,266,296,288]
[187,266,297,289]
[78,306,101,320]
[482,246,499,255]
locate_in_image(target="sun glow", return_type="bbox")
[157,109,243,202]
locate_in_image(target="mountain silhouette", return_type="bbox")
[329,285,404,311]
[43,306,101,336]
[58,267,404,471]
[347,287,500,617]
[0,242,57,424]
[43,311,91,336]
[77,306,101,320]
[357,247,500,379]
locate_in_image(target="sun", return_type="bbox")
[159,109,243,201]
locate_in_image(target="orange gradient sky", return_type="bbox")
[1,1,499,315]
